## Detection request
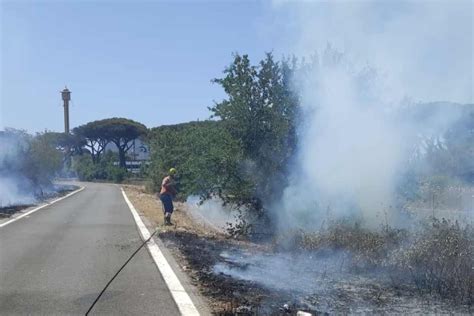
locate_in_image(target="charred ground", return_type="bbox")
[124,185,473,315]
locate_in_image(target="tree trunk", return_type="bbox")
[118,148,126,168]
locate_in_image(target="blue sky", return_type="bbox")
[1,0,472,133]
[1,1,279,132]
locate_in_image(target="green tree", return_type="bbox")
[15,132,63,191]
[99,118,148,168]
[40,131,86,164]
[148,121,244,200]
[210,53,299,214]
[73,150,126,182]
[73,122,109,163]
[73,118,147,168]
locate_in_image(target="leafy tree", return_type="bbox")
[73,118,147,168]
[40,131,86,165]
[148,121,246,201]
[72,155,97,181]
[210,53,299,215]
[73,122,109,163]
[99,118,148,168]
[0,129,62,194]
[73,150,127,182]
[23,133,63,187]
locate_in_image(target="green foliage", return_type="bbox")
[99,117,148,168]
[0,129,62,187]
[210,53,299,214]
[73,121,109,163]
[25,133,63,185]
[73,151,127,183]
[72,155,97,181]
[73,117,147,168]
[148,121,245,200]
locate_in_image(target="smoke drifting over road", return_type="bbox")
[270,1,472,230]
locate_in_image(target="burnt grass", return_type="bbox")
[159,230,318,315]
[159,231,423,315]
[160,220,473,315]
[0,204,34,218]
[0,185,77,218]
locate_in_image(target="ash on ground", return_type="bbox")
[160,230,472,315]
[0,183,77,218]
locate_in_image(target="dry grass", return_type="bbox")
[388,218,474,303]
[121,185,473,310]
[121,184,223,237]
[274,218,474,305]
[121,185,262,314]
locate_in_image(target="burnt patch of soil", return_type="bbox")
[159,230,319,315]
[0,204,34,218]
[0,184,77,218]
[160,229,473,315]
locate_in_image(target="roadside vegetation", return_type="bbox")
[142,52,473,310]
[147,120,243,200]
[68,117,148,182]
[146,53,473,228]
[146,53,299,235]
[283,218,473,304]
[2,51,471,310]
[1,118,149,187]
[0,128,63,200]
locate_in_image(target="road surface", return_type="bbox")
[0,183,180,315]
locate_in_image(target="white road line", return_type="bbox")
[121,188,200,316]
[0,186,85,228]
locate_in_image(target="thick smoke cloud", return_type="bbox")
[269,1,472,230]
[274,53,406,228]
[269,0,473,104]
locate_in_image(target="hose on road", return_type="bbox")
[85,228,159,315]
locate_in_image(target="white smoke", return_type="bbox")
[275,53,405,228]
[269,0,473,104]
[269,1,472,229]
[0,130,36,207]
[0,175,36,207]
[186,195,240,232]
[213,249,347,294]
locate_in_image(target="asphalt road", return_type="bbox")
[0,183,180,315]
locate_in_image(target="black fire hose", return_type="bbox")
[85,228,159,315]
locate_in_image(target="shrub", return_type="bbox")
[277,218,473,304]
[73,151,128,183]
[389,219,473,303]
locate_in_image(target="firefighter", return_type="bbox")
[159,168,177,225]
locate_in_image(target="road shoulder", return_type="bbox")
[121,186,212,316]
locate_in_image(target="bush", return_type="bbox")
[73,155,98,181]
[73,151,128,183]
[389,219,473,303]
[106,165,127,183]
[277,218,473,304]
[148,120,245,200]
